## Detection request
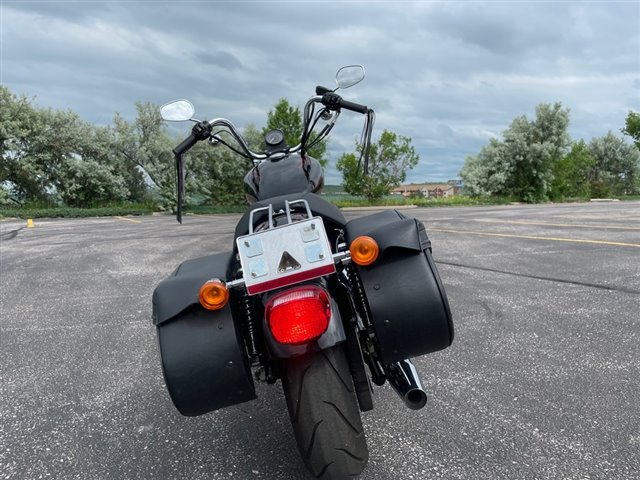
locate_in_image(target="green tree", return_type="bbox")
[1,86,133,206]
[263,98,327,165]
[621,111,640,151]
[588,131,640,196]
[337,130,419,201]
[460,102,570,202]
[460,138,511,196]
[112,102,175,208]
[55,156,129,207]
[191,147,247,205]
[549,140,595,199]
[89,124,148,203]
[0,184,11,205]
[0,86,43,203]
[39,109,133,207]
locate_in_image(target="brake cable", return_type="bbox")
[305,108,334,151]
[357,109,375,175]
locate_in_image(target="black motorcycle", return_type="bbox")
[152,66,454,479]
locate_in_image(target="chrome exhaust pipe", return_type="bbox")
[386,359,428,410]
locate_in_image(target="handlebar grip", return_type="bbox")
[339,98,369,114]
[173,133,198,156]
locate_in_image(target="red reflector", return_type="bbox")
[265,286,331,345]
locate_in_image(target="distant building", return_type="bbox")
[391,181,462,198]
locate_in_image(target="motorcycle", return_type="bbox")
[152,66,454,479]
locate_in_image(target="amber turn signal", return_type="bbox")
[198,280,229,310]
[349,236,380,266]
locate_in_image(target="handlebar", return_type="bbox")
[170,90,373,224]
[172,94,370,161]
[173,121,215,156]
[173,133,198,156]
[317,90,369,115]
[336,97,369,114]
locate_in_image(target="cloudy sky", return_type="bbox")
[2,1,639,184]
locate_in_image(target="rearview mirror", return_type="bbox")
[335,65,365,89]
[160,100,195,122]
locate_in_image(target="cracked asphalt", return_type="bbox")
[1,201,639,479]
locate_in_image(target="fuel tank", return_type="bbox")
[243,153,324,203]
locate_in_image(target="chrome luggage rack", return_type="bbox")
[247,199,313,234]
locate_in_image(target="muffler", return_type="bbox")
[386,359,428,410]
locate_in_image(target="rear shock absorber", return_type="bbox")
[347,264,387,385]
[347,264,371,329]
[239,292,262,367]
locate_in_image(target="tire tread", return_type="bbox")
[282,345,368,479]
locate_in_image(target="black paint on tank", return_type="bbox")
[244,153,324,203]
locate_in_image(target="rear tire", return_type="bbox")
[282,345,369,479]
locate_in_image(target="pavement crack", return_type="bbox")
[0,227,24,241]
[436,260,640,295]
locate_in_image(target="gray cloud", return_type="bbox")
[194,50,243,70]
[2,1,639,182]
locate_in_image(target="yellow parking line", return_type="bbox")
[429,228,640,248]
[476,219,640,230]
[114,216,142,224]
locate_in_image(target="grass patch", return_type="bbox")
[0,204,155,219]
[414,196,515,207]
[330,195,515,208]
[0,203,249,219]
[3,194,636,220]
[330,196,414,208]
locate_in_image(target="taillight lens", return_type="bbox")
[265,286,331,345]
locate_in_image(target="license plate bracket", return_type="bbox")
[236,217,335,295]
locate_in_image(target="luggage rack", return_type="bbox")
[247,199,314,234]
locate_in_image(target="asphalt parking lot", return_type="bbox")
[1,201,639,480]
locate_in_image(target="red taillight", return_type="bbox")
[265,286,331,345]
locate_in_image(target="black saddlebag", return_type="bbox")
[152,252,256,416]
[345,210,454,365]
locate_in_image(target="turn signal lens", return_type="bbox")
[198,280,229,310]
[265,286,331,345]
[349,235,379,266]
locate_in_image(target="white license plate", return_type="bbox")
[236,217,336,295]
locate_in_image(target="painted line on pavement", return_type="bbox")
[114,216,142,224]
[475,219,640,230]
[429,228,640,248]
[437,261,640,295]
